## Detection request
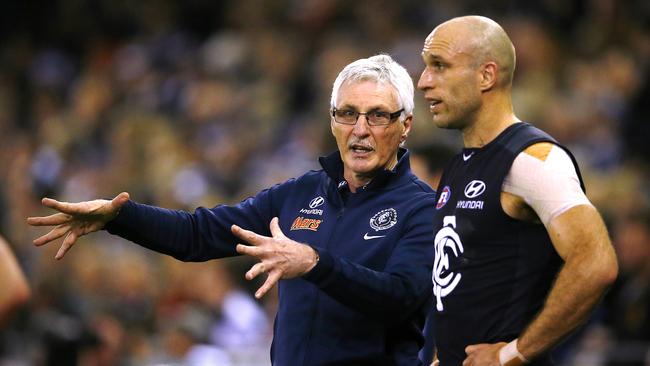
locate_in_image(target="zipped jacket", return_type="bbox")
[106,148,436,365]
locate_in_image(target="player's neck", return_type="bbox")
[462,96,519,148]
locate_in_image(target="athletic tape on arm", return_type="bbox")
[503,145,592,226]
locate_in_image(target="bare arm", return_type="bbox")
[464,143,618,366]
[516,204,618,358]
[0,235,31,322]
[464,205,618,366]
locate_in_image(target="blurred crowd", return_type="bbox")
[0,0,648,365]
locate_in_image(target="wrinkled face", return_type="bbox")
[417,26,483,130]
[331,80,411,182]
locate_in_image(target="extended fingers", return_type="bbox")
[55,231,78,260]
[231,225,263,245]
[33,224,70,246]
[269,217,286,238]
[236,243,263,257]
[26,212,71,226]
[41,197,76,213]
[245,262,266,281]
[255,271,281,299]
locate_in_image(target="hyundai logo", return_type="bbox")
[464,180,486,198]
[309,196,325,208]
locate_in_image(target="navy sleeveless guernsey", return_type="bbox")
[429,122,584,366]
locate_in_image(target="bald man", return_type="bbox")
[417,16,618,366]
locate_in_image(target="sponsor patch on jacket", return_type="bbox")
[290,217,323,231]
[298,196,325,215]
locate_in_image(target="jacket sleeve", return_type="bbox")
[104,180,294,261]
[302,193,436,323]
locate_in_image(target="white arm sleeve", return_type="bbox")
[502,145,592,226]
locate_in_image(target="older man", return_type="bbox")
[28,54,436,365]
[417,16,618,366]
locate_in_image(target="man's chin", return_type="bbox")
[432,116,453,129]
[344,161,377,176]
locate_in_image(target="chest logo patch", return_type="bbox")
[369,208,397,231]
[309,196,325,208]
[300,196,325,215]
[464,180,486,198]
[290,217,322,231]
[433,215,464,312]
[436,186,451,210]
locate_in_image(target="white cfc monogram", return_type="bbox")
[432,215,464,311]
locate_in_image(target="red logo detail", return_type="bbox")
[290,217,322,231]
[436,186,451,209]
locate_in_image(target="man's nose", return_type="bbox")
[352,114,371,135]
[417,68,434,90]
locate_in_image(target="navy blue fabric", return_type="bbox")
[426,123,584,366]
[105,148,436,366]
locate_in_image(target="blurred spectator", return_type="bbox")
[604,210,650,366]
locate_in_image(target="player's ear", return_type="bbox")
[479,62,497,91]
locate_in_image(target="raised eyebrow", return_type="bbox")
[335,104,358,111]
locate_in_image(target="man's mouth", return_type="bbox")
[350,143,374,154]
[429,99,442,111]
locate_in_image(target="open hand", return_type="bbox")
[232,217,318,299]
[26,192,130,259]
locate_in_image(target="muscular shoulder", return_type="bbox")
[502,143,591,225]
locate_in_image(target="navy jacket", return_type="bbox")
[105,148,436,365]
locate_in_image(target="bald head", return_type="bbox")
[430,16,516,87]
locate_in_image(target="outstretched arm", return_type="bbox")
[28,180,293,262]
[0,235,31,322]
[26,192,130,259]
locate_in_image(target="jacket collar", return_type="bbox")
[318,147,411,192]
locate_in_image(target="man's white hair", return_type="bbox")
[330,54,414,120]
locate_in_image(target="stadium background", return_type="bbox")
[0,0,648,364]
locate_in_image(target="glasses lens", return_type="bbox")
[334,109,357,124]
[368,111,390,125]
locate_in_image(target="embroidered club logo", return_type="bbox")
[369,208,397,231]
[464,180,486,198]
[309,196,325,209]
[433,216,464,311]
[436,186,451,210]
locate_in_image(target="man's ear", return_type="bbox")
[479,62,498,91]
[401,115,413,142]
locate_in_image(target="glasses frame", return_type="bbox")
[331,108,405,126]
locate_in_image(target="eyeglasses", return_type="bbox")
[331,108,404,126]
